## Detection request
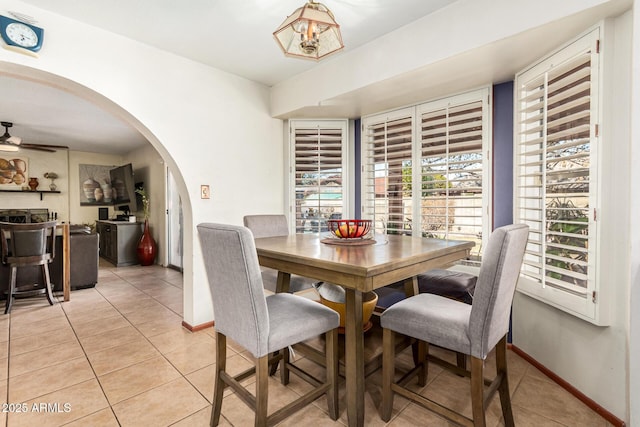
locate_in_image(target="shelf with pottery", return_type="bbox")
[0,189,61,200]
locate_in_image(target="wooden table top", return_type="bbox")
[254,233,474,292]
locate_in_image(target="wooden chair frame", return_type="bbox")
[381,331,514,427]
[211,329,339,427]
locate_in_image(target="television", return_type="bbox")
[109,163,137,213]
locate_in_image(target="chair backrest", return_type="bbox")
[243,214,289,238]
[0,221,57,264]
[197,223,270,358]
[468,224,529,359]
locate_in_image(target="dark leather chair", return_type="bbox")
[0,221,57,313]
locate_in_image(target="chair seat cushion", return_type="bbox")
[261,267,316,293]
[380,293,472,355]
[266,293,340,354]
[375,282,406,311]
[418,269,477,304]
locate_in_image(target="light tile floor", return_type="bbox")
[0,261,613,426]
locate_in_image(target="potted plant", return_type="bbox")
[135,188,156,266]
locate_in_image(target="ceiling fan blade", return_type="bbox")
[22,143,69,149]
[20,144,58,153]
[6,135,21,145]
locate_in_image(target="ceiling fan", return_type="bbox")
[0,121,68,153]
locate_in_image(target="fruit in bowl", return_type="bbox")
[327,219,372,239]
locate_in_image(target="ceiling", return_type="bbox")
[0,0,457,154]
[0,0,631,155]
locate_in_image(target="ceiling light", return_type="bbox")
[0,121,20,151]
[273,1,344,61]
[0,144,19,152]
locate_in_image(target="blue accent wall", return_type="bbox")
[354,118,361,219]
[492,81,514,229]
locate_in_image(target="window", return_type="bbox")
[361,110,414,235]
[362,88,491,260]
[514,28,601,322]
[289,120,349,233]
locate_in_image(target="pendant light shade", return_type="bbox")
[273,1,344,61]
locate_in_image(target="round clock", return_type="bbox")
[5,22,38,48]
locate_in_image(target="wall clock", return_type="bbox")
[0,15,43,57]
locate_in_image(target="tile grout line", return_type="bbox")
[90,267,215,422]
[104,267,251,425]
[58,292,123,426]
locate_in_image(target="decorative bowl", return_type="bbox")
[327,219,372,239]
[316,282,378,332]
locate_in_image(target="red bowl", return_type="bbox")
[327,219,372,239]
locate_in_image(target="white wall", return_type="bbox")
[0,0,284,327]
[512,12,631,420]
[628,1,640,424]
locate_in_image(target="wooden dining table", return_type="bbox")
[254,233,474,427]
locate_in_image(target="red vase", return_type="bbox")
[137,220,157,266]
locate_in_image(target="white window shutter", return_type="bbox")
[290,120,349,234]
[515,28,601,322]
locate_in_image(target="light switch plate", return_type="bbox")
[201,185,210,199]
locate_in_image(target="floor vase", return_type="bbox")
[137,220,157,266]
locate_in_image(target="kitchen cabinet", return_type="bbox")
[96,220,142,267]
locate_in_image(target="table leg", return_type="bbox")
[403,276,418,297]
[275,271,291,294]
[62,223,70,302]
[270,271,292,376]
[345,289,364,427]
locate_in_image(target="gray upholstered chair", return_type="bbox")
[1,221,58,314]
[243,214,316,293]
[197,223,340,426]
[379,224,529,426]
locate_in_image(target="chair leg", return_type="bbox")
[325,328,339,420]
[417,340,428,387]
[280,346,290,385]
[269,351,279,376]
[210,332,227,427]
[381,327,395,422]
[255,355,269,427]
[470,356,486,427]
[496,336,514,427]
[456,352,467,370]
[4,266,17,314]
[42,264,55,306]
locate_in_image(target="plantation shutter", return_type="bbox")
[515,30,598,307]
[291,121,348,234]
[362,110,414,235]
[418,99,485,259]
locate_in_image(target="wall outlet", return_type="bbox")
[201,185,210,199]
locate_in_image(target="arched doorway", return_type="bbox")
[0,62,196,323]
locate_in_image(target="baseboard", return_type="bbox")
[181,320,214,332]
[509,344,626,427]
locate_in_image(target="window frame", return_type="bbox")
[361,88,492,260]
[514,27,605,324]
[288,119,350,234]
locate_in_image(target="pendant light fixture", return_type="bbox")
[273,1,344,61]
